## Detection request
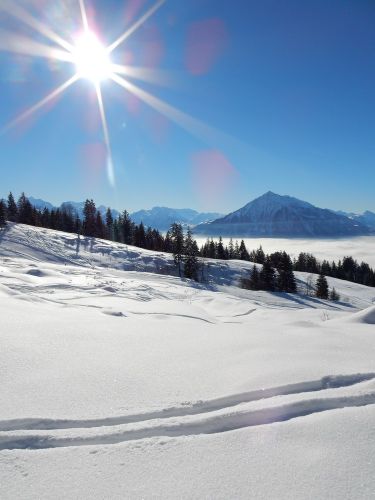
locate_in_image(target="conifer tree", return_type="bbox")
[276,251,297,292]
[329,287,340,301]
[74,215,82,234]
[105,208,114,240]
[254,245,266,264]
[183,228,199,281]
[134,222,146,248]
[208,239,216,258]
[248,264,260,290]
[83,199,97,237]
[95,211,105,239]
[40,207,50,228]
[321,260,332,276]
[259,258,276,291]
[239,240,250,260]
[0,199,7,227]
[170,222,184,276]
[164,230,173,253]
[17,193,34,225]
[121,210,133,244]
[113,219,121,242]
[7,192,18,222]
[200,239,210,258]
[216,236,226,260]
[234,240,240,259]
[228,238,234,259]
[316,274,329,299]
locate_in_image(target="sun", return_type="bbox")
[72,31,112,83]
[2,0,218,189]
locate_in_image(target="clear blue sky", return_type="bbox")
[1,0,374,213]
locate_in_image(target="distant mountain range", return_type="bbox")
[28,197,55,212]
[130,207,223,231]
[26,193,375,237]
[29,197,120,221]
[193,192,373,237]
[27,197,222,231]
[336,210,375,231]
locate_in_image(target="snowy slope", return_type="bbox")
[1,223,375,499]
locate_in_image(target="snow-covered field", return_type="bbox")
[1,224,375,499]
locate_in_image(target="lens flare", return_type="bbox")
[0,0,230,191]
[73,31,112,83]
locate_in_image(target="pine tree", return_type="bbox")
[259,259,276,291]
[83,199,97,237]
[170,223,184,276]
[0,199,7,227]
[342,256,357,282]
[276,251,297,293]
[134,222,146,248]
[208,239,216,258]
[113,219,121,242]
[255,245,266,264]
[234,240,240,259]
[17,193,34,225]
[95,211,105,239]
[183,228,199,281]
[164,230,173,253]
[7,192,18,222]
[216,236,226,260]
[316,274,329,299]
[121,210,133,244]
[200,239,210,258]
[228,238,234,259]
[74,215,82,234]
[239,240,249,260]
[247,264,260,290]
[105,208,114,240]
[40,207,50,228]
[329,287,340,301]
[321,260,332,276]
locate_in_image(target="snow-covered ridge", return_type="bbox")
[1,222,374,310]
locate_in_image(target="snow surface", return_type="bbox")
[1,223,375,499]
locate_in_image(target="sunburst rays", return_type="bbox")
[0,74,79,135]
[107,0,166,54]
[0,0,220,189]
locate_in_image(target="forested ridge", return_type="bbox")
[1,192,374,294]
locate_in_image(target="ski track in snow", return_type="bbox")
[1,373,375,451]
[2,224,375,457]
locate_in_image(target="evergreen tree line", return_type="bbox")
[293,252,375,288]
[1,193,374,290]
[241,259,340,302]
[241,253,297,293]
[0,194,201,281]
[1,193,171,253]
[201,237,375,289]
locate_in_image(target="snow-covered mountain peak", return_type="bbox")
[220,192,315,224]
[194,192,370,237]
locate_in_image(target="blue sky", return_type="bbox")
[1,0,374,213]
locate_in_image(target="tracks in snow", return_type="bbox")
[1,373,375,451]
